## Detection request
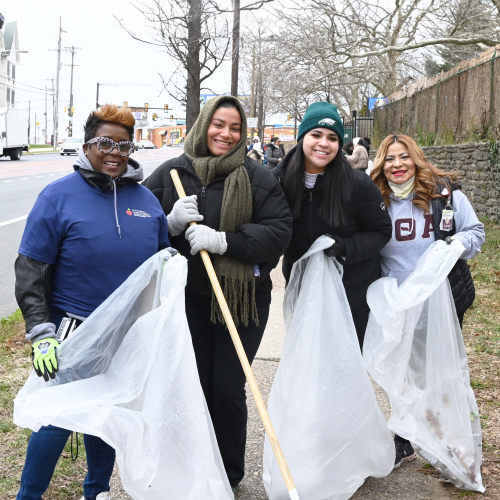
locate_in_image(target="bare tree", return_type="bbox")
[115,0,231,131]
[422,0,499,75]
[273,0,500,112]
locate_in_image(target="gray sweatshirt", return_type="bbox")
[380,190,485,285]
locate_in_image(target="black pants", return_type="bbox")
[352,310,369,350]
[186,296,269,487]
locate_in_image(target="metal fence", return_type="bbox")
[343,115,374,143]
[373,46,500,145]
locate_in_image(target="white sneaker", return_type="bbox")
[79,493,111,500]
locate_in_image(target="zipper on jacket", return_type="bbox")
[200,186,207,217]
[309,191,313,240]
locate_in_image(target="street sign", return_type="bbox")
[247,117,258,128]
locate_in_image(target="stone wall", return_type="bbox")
[421,143,499,221]
[369,143,499,220]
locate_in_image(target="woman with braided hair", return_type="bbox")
[143,96,293,492]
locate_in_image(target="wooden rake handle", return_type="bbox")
[170,169,299,499]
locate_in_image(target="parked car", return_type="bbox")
[60,137,84,156]
[137,140,155,149]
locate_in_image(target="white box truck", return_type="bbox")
[0,108,29,160]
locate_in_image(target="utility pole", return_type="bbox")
[257,38,264,141]
[49,17,66,149]
[64,46,81,137]
[96,83,99,109]
[230,0,241,97]
[44,85,48,145]
[35,113,37,144]
[250,43,256,139]
[28,100,30,144]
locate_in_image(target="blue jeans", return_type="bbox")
[16,425,115,500]
[17,309,115,500]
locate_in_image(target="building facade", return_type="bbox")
[0,20,19,108]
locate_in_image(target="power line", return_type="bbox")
[0,74,47,92]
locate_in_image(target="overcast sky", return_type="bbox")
[3,0,236,140]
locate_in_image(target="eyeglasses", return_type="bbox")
[86,137,135,156]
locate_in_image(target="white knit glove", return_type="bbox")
[185,225,227,255]
[167,195,204,236]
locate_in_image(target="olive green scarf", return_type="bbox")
[184,96,258,327]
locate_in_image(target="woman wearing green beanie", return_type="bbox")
[272,101,392,346]
[143,96,293,491]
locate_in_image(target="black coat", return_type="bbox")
[266,143,284,169]
[144,153,293,306]
[274,166,392,317]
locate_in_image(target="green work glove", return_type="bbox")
[32,338,59,382]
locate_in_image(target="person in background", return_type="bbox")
[346,137,369,173]
[247,137,264,164]
[272,102,392,347]
[363,137,371,156]
[14,105,170,500]
[143,96,293,493]
[370,133,485,474]
[342,140,354,156]
[266,137,284,170]
[279,139,286,157]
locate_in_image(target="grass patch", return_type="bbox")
[463,219,500,494]
[0,309,87,499]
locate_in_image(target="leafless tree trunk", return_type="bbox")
[186,0,202,130]
[115,0,231,132]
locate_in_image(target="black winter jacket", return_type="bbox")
[274,166,392,317]
[431,181,475,316]
[143,153,293,306]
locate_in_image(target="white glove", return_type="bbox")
[167,195,204,236]
[185,225,227,255]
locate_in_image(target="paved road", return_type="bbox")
[0,148,182,318]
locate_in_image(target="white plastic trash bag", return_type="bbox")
[14,249,234,500]
[363,239,484,492]
[263,236,395,500]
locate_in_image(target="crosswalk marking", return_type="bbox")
[1,172,72,183]
[0,215,28,227]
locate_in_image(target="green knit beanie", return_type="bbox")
[297,102,344,146]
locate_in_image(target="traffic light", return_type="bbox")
[123,101,128,107]
[164,104,169,112]
[144,103,149,111]
[64,106,67,113]
[170,114,174,120]
[287,113,292,121]
[36,121,39,126]
[152,113,158,121]
[71,107,75,114]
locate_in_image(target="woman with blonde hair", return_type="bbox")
[370,134,484,472]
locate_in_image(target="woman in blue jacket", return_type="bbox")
[14,105,170,500]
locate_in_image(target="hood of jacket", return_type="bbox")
[73,148,143,191]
